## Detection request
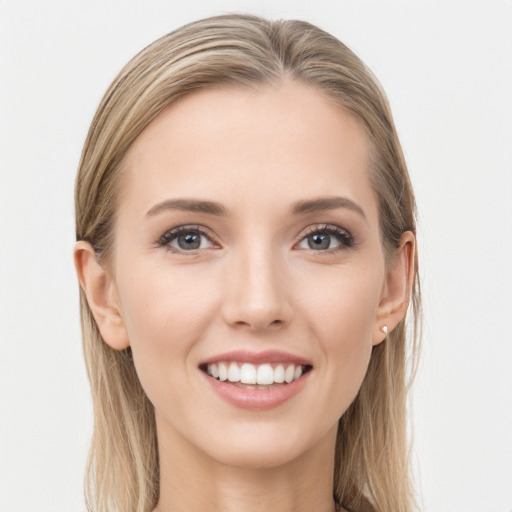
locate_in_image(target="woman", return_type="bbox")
[73,13,420,512]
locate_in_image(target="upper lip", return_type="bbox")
[200,350,313,367]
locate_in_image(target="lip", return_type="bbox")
[201,368,311,410]
[200,349,313,366]
[199,350,313,411]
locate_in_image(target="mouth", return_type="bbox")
[199,361,313,389]
[198,350,313,409]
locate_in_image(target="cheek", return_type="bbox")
[114,259,220,393]
[299,262,381,344]
[298,265,382,409]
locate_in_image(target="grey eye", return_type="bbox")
[296,225,353,252]
[159,225,218,254]
[307,233,332,250]
[298,231,342,251]
[175,232,202,250]
[164,229,215,252]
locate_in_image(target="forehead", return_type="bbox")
[120,80,377,223]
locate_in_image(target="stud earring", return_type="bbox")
[381,325,388,334]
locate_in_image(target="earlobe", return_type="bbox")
[373,232,415,345]
[73,241,130,350]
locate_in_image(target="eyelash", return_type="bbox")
[157,225,216,254]
[298,224,355,252]
[157,223,355,255]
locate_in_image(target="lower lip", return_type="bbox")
[202,371,311,410]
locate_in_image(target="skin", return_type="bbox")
[75,81,414,512]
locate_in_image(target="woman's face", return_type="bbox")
[106,81,391,468]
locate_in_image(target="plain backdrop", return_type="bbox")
[1,1,511,511]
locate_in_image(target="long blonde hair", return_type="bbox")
[75,13,420,512]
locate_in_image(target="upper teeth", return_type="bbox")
[206,362,304,385]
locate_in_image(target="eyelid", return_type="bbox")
[157,224,220,254]
[157,222,355,255]
[293,223,355,251]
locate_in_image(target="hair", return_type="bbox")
[75,13,421,512]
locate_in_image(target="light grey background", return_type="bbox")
[1,1,511,511]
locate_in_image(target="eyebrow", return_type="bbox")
[146,199,229,217]
[146,196,366,220]
[289,196,366,219]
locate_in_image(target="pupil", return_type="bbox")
[309,233,330,250]
[178,232,200,250]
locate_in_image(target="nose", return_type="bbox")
[221,244,293,331]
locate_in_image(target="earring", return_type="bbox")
[381,325,388,334]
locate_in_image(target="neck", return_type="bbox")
[154,418,339,512]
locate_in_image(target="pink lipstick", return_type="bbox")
[199,350,312,410]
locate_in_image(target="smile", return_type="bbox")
[200,357,313,410]
[199,350,313,409]
[204,362,311,387]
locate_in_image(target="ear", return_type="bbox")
[373,231,416,345]
[73,241,130,350]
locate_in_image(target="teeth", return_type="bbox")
[240,363,257,384]
[284,365,295,383]
[274,364,285,383]
[218,362,228,381]
[256,364,274,385]
[206,362,307,385]
[227,363,240,382]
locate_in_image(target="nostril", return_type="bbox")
[231,316,287,330]
[220,269,293,330]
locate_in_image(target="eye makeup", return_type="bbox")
[294,223,355,252]
[156,222,356,256]
[157,224,218,255]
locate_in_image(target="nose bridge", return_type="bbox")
[222,236,292,330]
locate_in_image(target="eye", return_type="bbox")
[158,225,217,253]
[296,224,354,252]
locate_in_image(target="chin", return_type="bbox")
[197,421,336,470]
[208,444,306,470]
